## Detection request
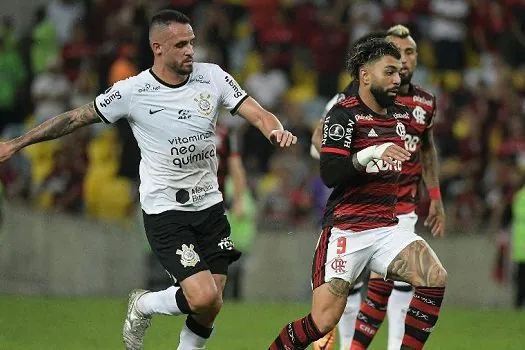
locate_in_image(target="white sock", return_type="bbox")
[137,286,185,316]
[177,320,212,350]
[387,284,413,350]
[338,290,362,350]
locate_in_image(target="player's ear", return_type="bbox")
[360,66,370,85]
[151,42,162,56]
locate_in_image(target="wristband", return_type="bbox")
[428,187,442,200]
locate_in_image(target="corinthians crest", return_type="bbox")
[176,244,200,267]
[194,93,213,116]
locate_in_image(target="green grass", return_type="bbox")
[0,296,524,349]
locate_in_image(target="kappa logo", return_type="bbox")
[368,128,378,138]
[176,244,200,267]
[328,124,345,141]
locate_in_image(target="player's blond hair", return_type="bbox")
[387,24,411,38]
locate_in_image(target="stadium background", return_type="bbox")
[0,0,524,349]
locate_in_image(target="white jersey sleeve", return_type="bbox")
[310,92,347,160]
[94,78,134,124]
[321,92,346,119]
[212,65,249,115]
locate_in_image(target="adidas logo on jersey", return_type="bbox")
[368,128,378,138]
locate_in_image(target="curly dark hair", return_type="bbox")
[347,38,401,80]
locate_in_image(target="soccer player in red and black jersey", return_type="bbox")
[350,25,446,350]
[269,38,447,350]
[216,122,246,218]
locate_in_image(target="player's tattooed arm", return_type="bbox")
[420,129,440,189]
[386,240,447,287]
[327,278,352,298]
[12,102,100,151]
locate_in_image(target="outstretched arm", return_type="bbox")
[0,102,101,163]
[421,129,446,237]
[236,97,297,147]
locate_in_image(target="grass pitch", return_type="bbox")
[0,296,524,349]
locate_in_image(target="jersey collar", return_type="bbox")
[149,69,190,88]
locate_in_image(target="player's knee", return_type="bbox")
[429,265,448,287]
[187,288,222,314]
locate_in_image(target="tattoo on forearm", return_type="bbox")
[15,103,100,149]
[327,278,351,297]
[387,240,447,287]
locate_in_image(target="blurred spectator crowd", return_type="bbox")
[0,0,524,235]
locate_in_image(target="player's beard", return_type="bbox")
[370,84,397,108]
[172,61,193,76]
[400,71,413,86]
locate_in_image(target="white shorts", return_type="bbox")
[397,211,418,232]
[312,224,422,289]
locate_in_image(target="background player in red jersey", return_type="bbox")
[350,25,446,350]
[269,38,447,350]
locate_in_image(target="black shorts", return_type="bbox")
[142,202,242,283]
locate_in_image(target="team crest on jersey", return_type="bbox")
[176,244,200,267]
[396,122,406,138]
[194,93,213,116]
[412,106,427,125]
[329,124,345,141]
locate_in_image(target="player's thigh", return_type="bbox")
[386,239,447,287]
[311,227,374,291]
[368,225,423,281]
[193,203,242,277]
[142,210,209,285]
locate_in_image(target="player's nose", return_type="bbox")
[393,72,401,86]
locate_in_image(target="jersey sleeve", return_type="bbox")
[427,96,437,129]
[213,65,249,115]
[94,78,134,124]
[319,105,359,188]
[320,104,355,157]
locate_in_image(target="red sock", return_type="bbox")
[269,313,323,350]
[401,287,445,349]
[351,278,394,349]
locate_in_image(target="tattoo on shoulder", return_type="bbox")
[73,102,101,126]
[327,278,351,298]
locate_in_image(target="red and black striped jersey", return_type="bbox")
[320,95,409,232]
[394,84,437,215]
[215,124,240,197]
